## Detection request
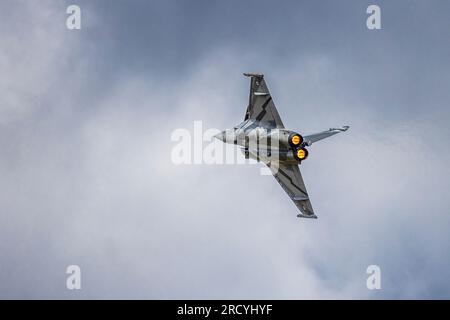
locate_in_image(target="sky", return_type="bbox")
[0,0,450,299]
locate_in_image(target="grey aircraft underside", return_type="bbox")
[214,73,349,219]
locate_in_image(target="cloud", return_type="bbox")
[1,0,449,299]
[0,1,77,123]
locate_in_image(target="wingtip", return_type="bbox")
[243,73,264,78]
[329,126,350,132]
[297,214,318,219]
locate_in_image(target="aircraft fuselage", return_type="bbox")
[214,119,309,165]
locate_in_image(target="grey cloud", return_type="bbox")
[1,0,450,299]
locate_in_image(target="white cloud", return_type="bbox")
[1,2,449,299]
[0,1,83,124]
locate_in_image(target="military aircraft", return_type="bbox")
[214,73,349,219]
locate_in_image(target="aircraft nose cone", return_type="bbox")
[214,131,225,142]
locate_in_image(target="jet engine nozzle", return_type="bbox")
[288,132,303,148]
[293,147,309,162]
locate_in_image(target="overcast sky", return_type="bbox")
[1,0,450,299]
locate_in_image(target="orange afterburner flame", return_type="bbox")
[294,147,309,161]
[289,133,303,147]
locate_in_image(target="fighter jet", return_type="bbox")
[214,73,349,219]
